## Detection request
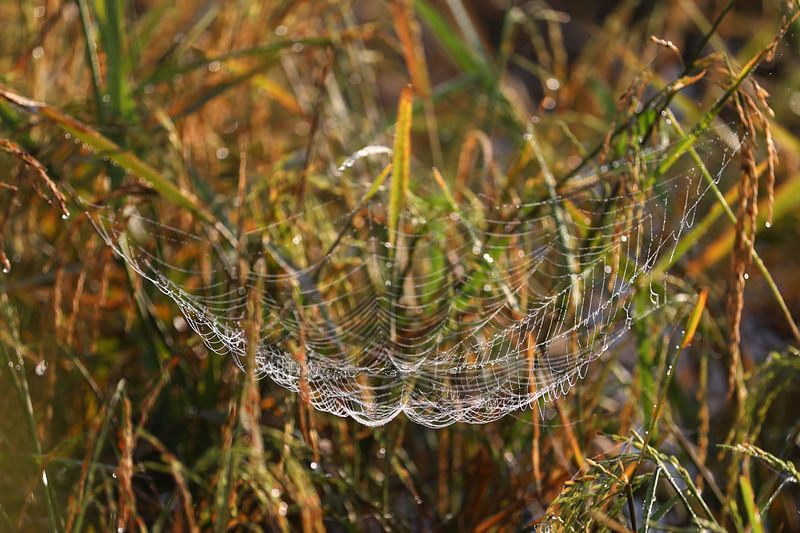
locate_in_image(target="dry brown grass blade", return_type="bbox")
[295,46,334,207]
[241,259,266,463]
[590,509,635,533]
[388,84,414,253]
[650,35,684,68]
[138,356,181,429]
[525,333,544,492]
[117,396,141,532]
[65,269,87,348]
[390,0,442,167]
[554,399,583,469]
[473,499,526,533]
[437,427,449,518]
[294,311,320,461]
[455,129,497,200]
[681,288,708,350]
[90,248,113,353]
[696,352,710,490]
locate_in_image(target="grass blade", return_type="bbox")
[640,467,661,533]
[0,297,61,532]
[388,85,413,255]
[95,0,133,119]
[69,380,126,533]
[739,475,765,533]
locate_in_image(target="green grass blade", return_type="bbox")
[95,0,133,119]
[76,0,106,122]
[141,36,335,88]
[0,298,61,532]
[739,475,765,533]
[71,380,126,533]
[526,125,580,313]
[414,0,489,78]
[640,467,661,533]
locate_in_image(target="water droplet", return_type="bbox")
[41,471,48,486]
[377,447,386,458]
[483,284,492,292]
[1,267,8,274]
[270,487,281,498]
[621,235,628,242]
[278,501,288,516]
[743,273,749,280]
[35,360,48,376]
[765,221,772,228]
[482,253,494,264]
[385,280,391,286]
[61,211,70,220]
[292,235,301,245]
[309,461,318,470]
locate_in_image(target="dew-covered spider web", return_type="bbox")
[87,125,739,428]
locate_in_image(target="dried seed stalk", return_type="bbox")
[726,92,760,396]
[0,138,69,218]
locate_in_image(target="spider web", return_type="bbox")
[88,125,738,428]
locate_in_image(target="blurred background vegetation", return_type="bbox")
[1,0,799,531]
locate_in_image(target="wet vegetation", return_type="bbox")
[1,0,800,531]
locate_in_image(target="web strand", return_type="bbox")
[88,130,738,428]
